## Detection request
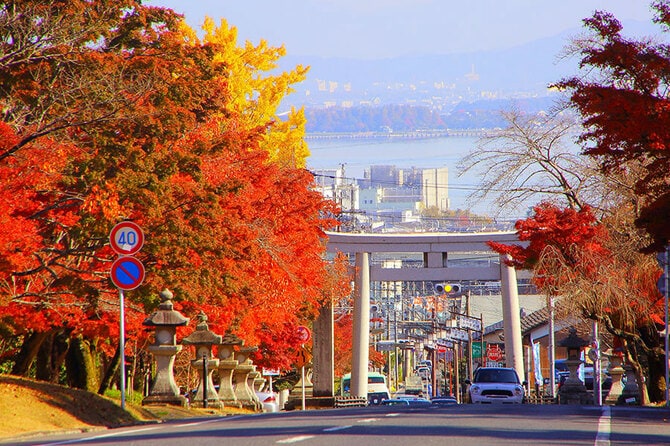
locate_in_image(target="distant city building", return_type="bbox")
[421,167,450,211]
[313,164,450,232]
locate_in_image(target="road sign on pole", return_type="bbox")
[487,344,504,362]
[110,256,145,290]
[296,325,312,344]
[109,222,145,412]
[109,221,144,255]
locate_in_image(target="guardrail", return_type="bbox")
[525,394,557,404]
[334,396,368,408]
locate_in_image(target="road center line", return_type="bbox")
[277,435,316,443]
[323,425,353,432]
[594,405,611,446]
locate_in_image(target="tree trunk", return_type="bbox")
[66,335,99,392]
[36,330,70,383]
[626,341,650,406]
[98,344,121,395]
[646,350,666,403]
[11,331,50,376]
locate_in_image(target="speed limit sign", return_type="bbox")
[109,221,144,255]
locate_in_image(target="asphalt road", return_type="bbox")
[8,404,670,446]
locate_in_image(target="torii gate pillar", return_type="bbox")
[500,254,525,382]
[351,252,370,399]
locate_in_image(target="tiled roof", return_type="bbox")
[482,300,561,336]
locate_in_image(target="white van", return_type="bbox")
[340,372,391,405]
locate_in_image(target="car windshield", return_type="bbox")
[474,369,519,384]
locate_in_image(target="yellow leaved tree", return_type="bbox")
[187,17,311,168]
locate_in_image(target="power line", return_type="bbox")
[309,170,509,194]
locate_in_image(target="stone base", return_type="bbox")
[558,392,591,405]
[284,396,336,411]
[142,394,188,407]
[558,377,590,405]
[220,399,242,408]
[190,399,224,409]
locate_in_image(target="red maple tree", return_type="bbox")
[489,202,666,402]
[554,2,670,253]
[0,0,347,391]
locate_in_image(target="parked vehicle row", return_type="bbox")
[340,372,391,405]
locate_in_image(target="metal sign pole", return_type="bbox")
[301,343,306,410]
[202,354,208,409]
[119,289,126,410]
[664,246,669,408]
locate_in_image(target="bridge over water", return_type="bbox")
[305,129,490,141]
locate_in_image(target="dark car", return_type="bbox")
[555,360,570,383]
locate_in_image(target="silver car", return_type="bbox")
[466,367,525,404]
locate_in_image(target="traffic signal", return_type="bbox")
[435,283,462,294]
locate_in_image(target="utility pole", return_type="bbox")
[548,295,556,398]
[664,246,669,408]
[467,290,473,381]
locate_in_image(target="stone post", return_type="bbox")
[247,370,263,410]
[182,311,223,408]
[604,349,625,405]
[620,363,641,405]
[254,373,266,392]
[312,301,334,398]
[216,332,244,408]
[142,289,190,406]
[233,346,259,411]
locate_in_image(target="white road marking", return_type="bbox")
[323,425,353,432]
[277,435,316,443]
[386,413,400,417]
[356,418,379,423]
[38,426,161,445]
[594,405,611,446]
[175,417,235,428]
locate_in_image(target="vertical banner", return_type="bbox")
[533,342,543,385]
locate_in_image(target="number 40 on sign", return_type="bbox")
[109,221,144,255]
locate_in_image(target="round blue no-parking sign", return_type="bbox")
[110,256,145,290]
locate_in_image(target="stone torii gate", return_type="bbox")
[324,231,526,400]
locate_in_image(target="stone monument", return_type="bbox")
[217,332,244,408]
[233,345,259,410]
[558,327,590,405]
[182,311,223,408]
[142,289,190,406]
[604,349,625,405]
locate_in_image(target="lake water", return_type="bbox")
[306,136,505,216]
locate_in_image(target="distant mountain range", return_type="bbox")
[277,19,660,115]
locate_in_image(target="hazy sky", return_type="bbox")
[147,0,657,58]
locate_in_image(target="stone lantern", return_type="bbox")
[247,369,263,410]
[233,345,260,410]
[604,348,625,405]
[558,327,590,405]
[182,311,223,408]
[216,332,244,408]
[142,289,190,406]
